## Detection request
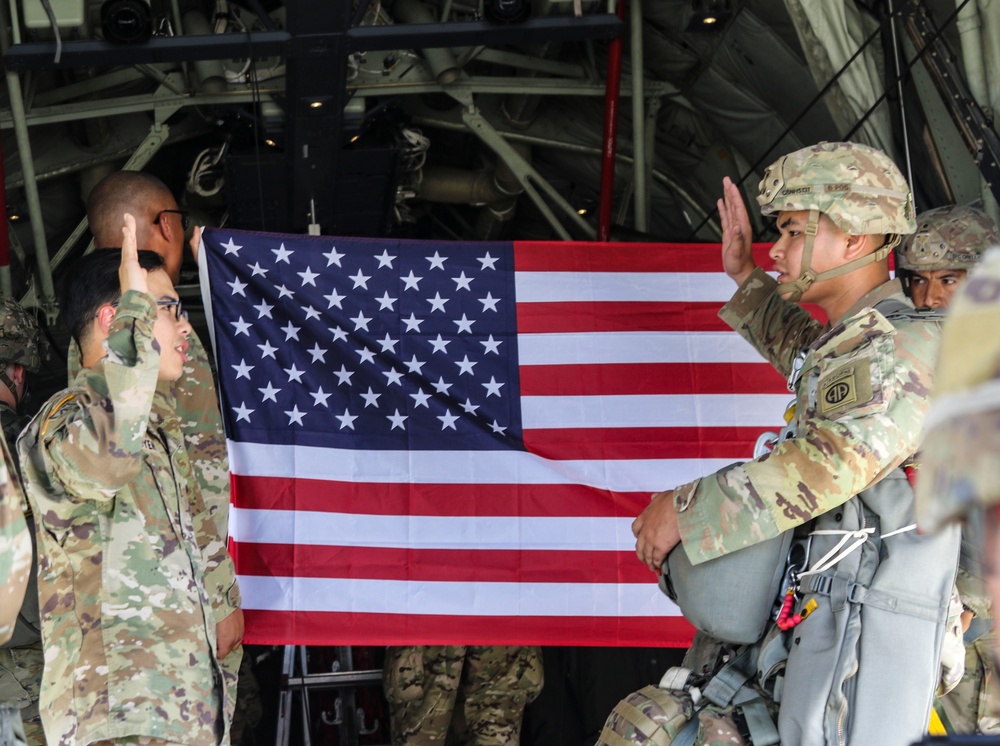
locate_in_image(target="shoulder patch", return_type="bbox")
[40,394,76,438]
[818,357,874,417]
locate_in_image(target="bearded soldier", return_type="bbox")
[897,204,999,310]
[898,206,1000,736]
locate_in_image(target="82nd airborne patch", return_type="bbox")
[818,358,875,418]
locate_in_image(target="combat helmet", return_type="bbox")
[0,298,40,372]
[757,141,915,301]
[897,204,998,272]
[0,298,41,409]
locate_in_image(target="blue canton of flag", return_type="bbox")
[202,229,525,452]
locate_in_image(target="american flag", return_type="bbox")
[199,228,788,646]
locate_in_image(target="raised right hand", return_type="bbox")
[717,176,757,286]
[118,213,149,297]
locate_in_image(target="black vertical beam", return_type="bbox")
[284,0,350,233]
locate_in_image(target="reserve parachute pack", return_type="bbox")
[607,301,959,745]
[607,471,960,746]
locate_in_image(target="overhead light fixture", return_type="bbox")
[485,0,530,24]
[100,0,152,43]
[309,101,324,109]
[685,0,733,32]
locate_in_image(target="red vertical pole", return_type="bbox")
[597,0,625,242]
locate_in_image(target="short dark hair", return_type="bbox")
[60,249,165,347]
[86,171,173,248]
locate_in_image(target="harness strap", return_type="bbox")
[964,616,993,645]
[672,715,699,746]
[701,646,781,746]
[805,575,943,622]
[733,688,780,746]
[702,647,757,707]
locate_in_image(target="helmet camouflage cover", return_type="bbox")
[757,141,915,236]
[896,204,999,271]
[0,298,41,371]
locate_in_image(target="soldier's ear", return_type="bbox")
[844,233,872,260]
[94,304,116,335]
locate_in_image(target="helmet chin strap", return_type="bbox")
[775,209,900,302]
[0,367,18,409]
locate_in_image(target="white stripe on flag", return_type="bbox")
[521,394,790,429]
[237,575,682,617]
[515,271,737,303]
[227,441,734,491]
[517,331,763,365]
[230,508,635,550]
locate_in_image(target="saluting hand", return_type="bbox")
[718,176,757,286]
[118,213,149,297]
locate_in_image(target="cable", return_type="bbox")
[686,0,973,241]
[246,25,267,232]
[38,0,62,64]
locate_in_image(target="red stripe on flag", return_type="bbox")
[514,241,775,273]
[233,543,655,584]
[519,362,787,395]
[516,301,732,333]
[230,475,650,517]
[243,610,696,647]
[523,427,765,460]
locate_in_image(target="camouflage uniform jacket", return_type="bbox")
[674,267,939,564]
[68,325,232,540]
[0,432,28,645]
[17,291,227,745]
[67,329,238,625]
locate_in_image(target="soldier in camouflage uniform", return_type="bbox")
[17,215,231,745]
[896,205,1000,736]
[0,395,29,745]
[383,645,543,745]
[86,171,252,739]
[897,204,998,310]
[626,142,948,744]
[0,300,45,745]
[915,244,1000,735]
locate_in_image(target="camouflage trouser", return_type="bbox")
[230,648,263,745]
[0,645,42,746]
[597,686,748,746]
[219,643,244,742]
[383,645,544,745]
[936,631,1000,734]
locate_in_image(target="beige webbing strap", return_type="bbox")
[775,209,820,302]
[776,212,900,301]
[610,688,680,746]
[598,727,640,746]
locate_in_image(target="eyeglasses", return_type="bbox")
[155,299,188,321]
[105,299,188,321]
[153,209,191,231]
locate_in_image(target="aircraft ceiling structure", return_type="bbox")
[0,0,998,328]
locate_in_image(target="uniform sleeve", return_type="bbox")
[173,330,231,540]
[674,316,938,563]
[187,476,241,622]
[0,437,29,643]
[41,291,160,496]
[718,267,824,377]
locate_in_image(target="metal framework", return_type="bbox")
[1,0,625,314]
